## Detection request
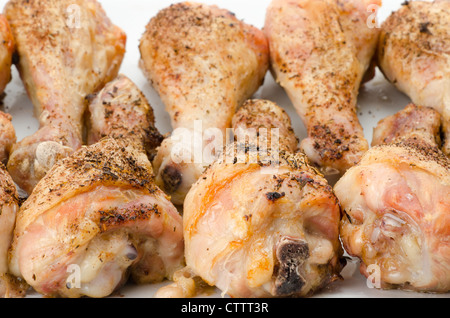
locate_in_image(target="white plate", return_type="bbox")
[2,0,448,299]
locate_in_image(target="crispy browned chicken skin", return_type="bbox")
[4,0,126,194]
[140,2,269,205]
[335,104,450,292]
[378,0,450,156]
[264,0,381,175]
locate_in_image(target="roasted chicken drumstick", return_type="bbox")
[140,2,269,205]
[8,78,184,298]
[4,0,126,194]
[335,104,450,292]
[181,99,344,298]
[378,0,450,156]
[264,0,381,175]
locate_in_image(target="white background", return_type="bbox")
[1,0,447,298]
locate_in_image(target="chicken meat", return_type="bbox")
[4,0,126,195]
[139,2,269,205]
[86,74,164,160]
[264,0,381,175]
[180,99,344,298]
[0,14,14,96]
[0,111,16,165]
[0,14,15,165]
[335,104,450,292]
[8,136,185,298]
[0,15,24,297]
[8,76,184,297]
[0,163,27,298]
[378,0,450,156]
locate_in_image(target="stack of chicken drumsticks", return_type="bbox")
[0,0,448,298]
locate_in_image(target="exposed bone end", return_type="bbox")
[153,137,206,205]
[34,141,73,178]
[155,161,204,206]
[160,165,183,194]
[7,125,81,194]
[7,140,73,195]
[273,236,309,297]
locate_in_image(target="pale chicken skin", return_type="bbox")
[335,104,450,292]
[86,74,164,161]
[140,2,269,205]
[8,138,184,298]
[4,0,126,195]
[0,14,14,95]
[378,0,450,156]
[179,100,344,298]
[0,163,27,298]
[264,0,381,175]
